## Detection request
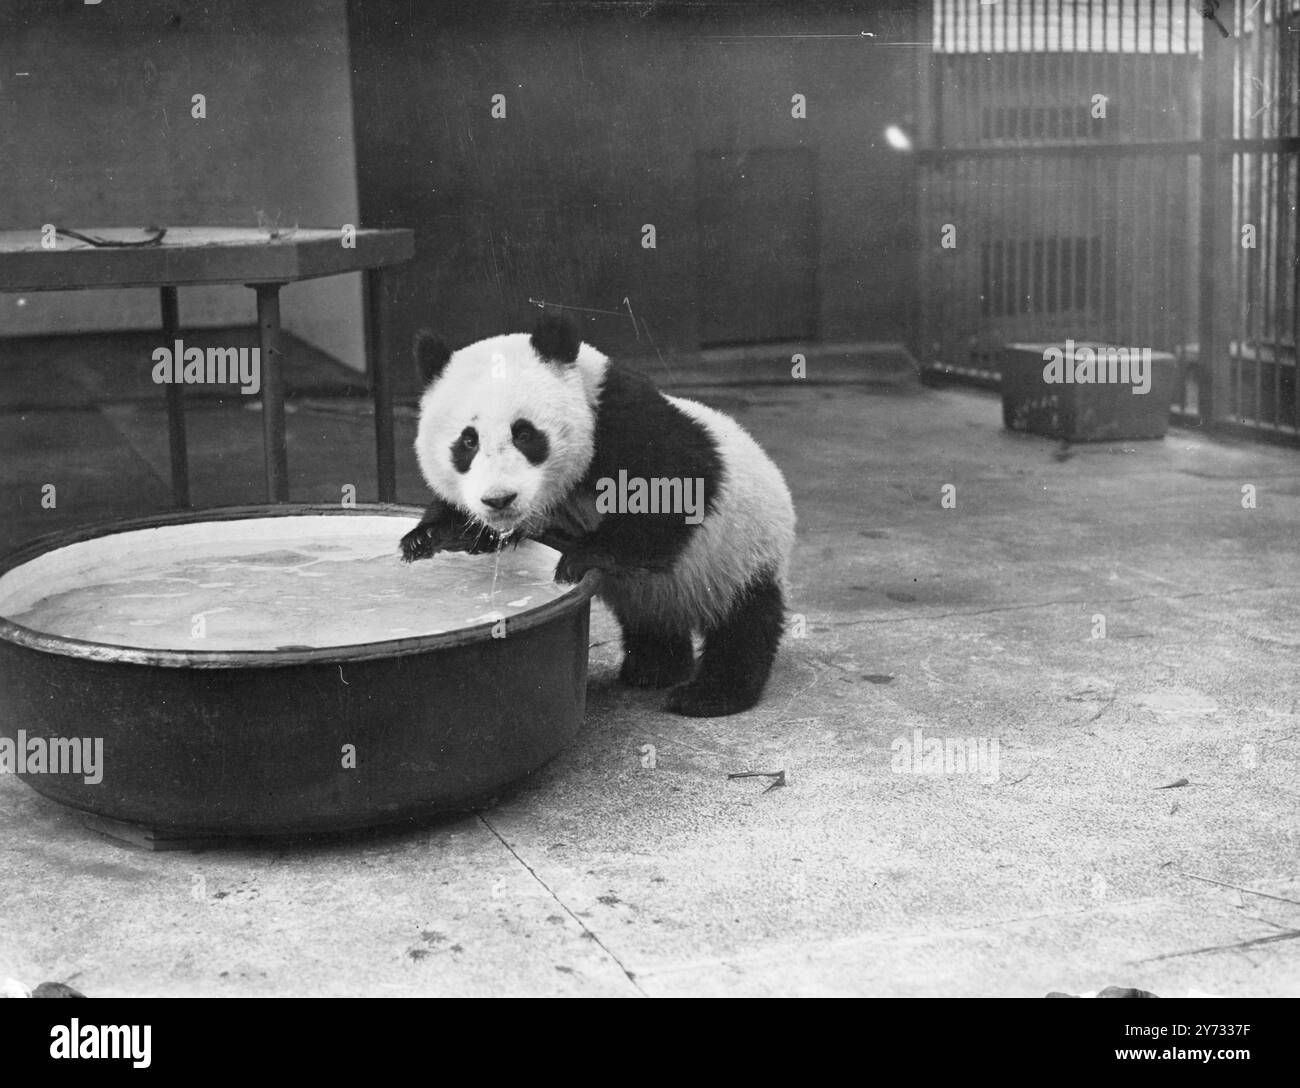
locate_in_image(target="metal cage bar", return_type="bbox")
[918,0,1299,442]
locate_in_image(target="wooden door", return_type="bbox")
[696,148,819,346]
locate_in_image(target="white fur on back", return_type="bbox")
[597,395,796,632]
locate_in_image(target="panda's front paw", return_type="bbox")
[553,552,586,584]
[400,501,474,562]
[400,523,443,563]
[554,549,612,584]
[401,498,498,562]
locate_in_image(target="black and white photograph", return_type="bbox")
[0,0,1297,1029]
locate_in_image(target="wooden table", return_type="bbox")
[0,226,415,505]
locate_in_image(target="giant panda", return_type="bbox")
[400,313,796,717]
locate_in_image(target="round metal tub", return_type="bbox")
[0,504,595,840]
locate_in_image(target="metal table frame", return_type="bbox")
[0,227,415,505]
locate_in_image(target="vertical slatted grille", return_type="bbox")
[919,0,1300,440]
[1228,0,1299,432]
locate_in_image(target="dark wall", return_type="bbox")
[348,0,920,389]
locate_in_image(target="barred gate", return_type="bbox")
[917,0,1299,441]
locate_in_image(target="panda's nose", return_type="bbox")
[482,491,517,511]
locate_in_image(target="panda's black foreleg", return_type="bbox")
[552,546,618,584]
[666,568,785,717]
[399,497,503,561]
[618,625,696,688]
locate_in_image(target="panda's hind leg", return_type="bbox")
[618,624,696,688]
[666,568,784,717]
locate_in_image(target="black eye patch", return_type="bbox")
[451,426,478,473]
[511,419,549,465]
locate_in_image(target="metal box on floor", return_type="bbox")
[1000,341,1178,441]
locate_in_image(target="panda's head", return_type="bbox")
[413,315,602,537]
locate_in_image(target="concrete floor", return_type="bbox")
[1,374,1298,997]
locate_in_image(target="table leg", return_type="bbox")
[159,286,190,508]
[253,282,289,502]
[366,268,397,503]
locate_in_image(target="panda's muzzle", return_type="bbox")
[481,491,518,512]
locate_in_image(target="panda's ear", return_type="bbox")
[413,329,452,386]
[530,313,581,365]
